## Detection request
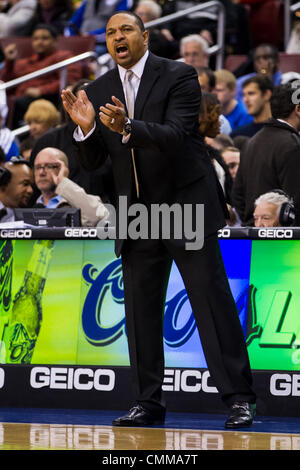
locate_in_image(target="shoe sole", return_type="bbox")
[225,421,254,428]
[112,419,165,427]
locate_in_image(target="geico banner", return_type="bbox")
[30,367,115,391]
[270,373,300,396]
[0,239,300,372]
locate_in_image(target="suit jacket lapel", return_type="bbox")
[134,53,161,119]
[110,67,126,106]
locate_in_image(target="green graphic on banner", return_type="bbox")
[1,238,300,371]
[247,241,300,370]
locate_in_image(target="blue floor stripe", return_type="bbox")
[0,407,300,434]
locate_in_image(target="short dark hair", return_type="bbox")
[8,156,32,168]
[242,74,274,94]
[32,23,58,38]
[270,83,297,119]
[109,11,145,32]
[254,44,279,62]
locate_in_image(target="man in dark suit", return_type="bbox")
[62,11,256,428]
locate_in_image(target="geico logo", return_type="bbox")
[258,229,293,238]
[218,229,231,238]
[270,373,300,396]
[64,228,98,237]
[30,367,115,391]
[162,369,218,393]
[0,229,32,238]
[0,368,4,389]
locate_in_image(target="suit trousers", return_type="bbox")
[121,233,256,412]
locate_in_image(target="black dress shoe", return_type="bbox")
[112,405,165,427]
[225,402,256,428]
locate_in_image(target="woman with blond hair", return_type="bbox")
[24,98,60,141]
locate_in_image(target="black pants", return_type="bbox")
[121,233,256,412]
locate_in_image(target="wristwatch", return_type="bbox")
[121,117,132,136]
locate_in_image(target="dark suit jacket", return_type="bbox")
[76,52,227,255]
[232,118,300,225]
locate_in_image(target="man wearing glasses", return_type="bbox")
[33,147,109,226]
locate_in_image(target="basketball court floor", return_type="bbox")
[0,407,299,453]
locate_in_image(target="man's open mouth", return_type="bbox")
[116,45,129,57]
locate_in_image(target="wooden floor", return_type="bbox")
[0,408,300,452]
[0,421,300,451]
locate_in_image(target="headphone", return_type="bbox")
[271,189,296,226]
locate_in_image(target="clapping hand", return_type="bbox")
[99,96,126,133]
[61,88,96,136]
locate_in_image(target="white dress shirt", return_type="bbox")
[74,50,149,142]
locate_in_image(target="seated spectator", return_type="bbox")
[214,69,253,131]
[24,98,61,141]
[134,0,179,59]
[30,79,114,202]
[0,0,37,38]
[197,66,216,92]
[196,66,232,135]
[180,34,209,69]
[221,146,240,180]
[65,0,131,55]
[253,191,295,227]
[232,83,300,226]
[0,158,34,223]
[235,44,282,102]
[33,147,109,226]
[231,75,273,138]
[0,111,19,160]
[1,23,82,128]
[30,0,74,35]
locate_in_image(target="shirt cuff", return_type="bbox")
[122,133,131,144]
[73,122,96,141]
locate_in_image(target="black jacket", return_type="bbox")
[76,52,228,255]
[232,118,300,225]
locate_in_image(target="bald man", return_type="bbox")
[33,147,109,226]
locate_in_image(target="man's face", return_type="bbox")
[182,41,207,68]
[254,46,277,77]
[1,164,33,208]
[243,82,267,117]
[32,28,56,55]
[135,4,154,23]
[221,149,240,179]
[106,13,148,69]
[254,201,280,227]
[214,81,235,107]
[34,151,60,193]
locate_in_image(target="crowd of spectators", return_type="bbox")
[0,0,300,229]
